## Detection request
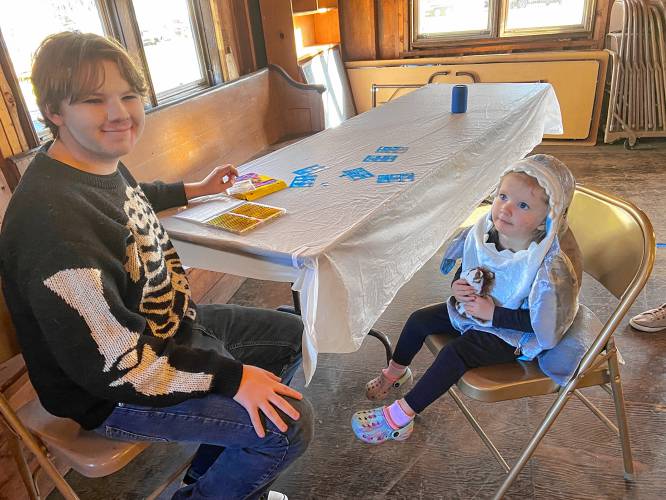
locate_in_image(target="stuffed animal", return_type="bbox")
[456,267,495,318]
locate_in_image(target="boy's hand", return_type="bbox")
[464,295,495,321]
[184,164,238,200]
[233,364,303,438]
[452,279,476,303]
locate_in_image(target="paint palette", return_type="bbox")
[204,202,285,234]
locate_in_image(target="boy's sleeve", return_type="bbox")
[26,244,243,407]
[139,180,188,212]
[527,251,579,349]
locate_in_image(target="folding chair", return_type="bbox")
[0,282,192,499]
[425,184,655,499]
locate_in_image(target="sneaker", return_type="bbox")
[629,303,666,332]
[365,367,413,401]
[351,406,414,445]
[267,492,288,500]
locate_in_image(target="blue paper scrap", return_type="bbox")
[340,168,374,180]
[377,173,415,183]
[290,175,317,187]
[293,164,328,175]
[363,154,398,162]
[376,146,408,153]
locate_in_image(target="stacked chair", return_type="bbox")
[605,0,666,147]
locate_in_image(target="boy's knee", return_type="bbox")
[285,397,314,454]
[275,310,304,343]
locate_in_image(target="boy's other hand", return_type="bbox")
[464,295,495,321]
[233,364,303,438]
[452,279,476,303]
[184,164,238,200]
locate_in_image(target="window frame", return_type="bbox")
[101,0,224,109]
[410,0,598,49]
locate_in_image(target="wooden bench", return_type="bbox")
[1,64,325,301]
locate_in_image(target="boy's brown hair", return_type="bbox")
[31,31,147,137]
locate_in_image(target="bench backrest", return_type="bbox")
[1,65,325,189]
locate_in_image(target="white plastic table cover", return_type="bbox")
[162,82,563,383]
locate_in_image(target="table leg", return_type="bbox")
[367,329,392,365]
[278,289,393,365]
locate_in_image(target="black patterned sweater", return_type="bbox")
[0,151,243,429]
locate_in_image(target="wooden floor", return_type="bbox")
[5,140,666,499]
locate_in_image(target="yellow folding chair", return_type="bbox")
[425,185,655,499]
[0,282,192,499]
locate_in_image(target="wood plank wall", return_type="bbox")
[339,0,613,61]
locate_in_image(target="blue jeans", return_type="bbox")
[95,304,314,499]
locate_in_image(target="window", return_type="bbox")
[0,0,106,137]
[0,0,223,141]
[412,0,596,47]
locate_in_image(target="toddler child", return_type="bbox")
[352,154,582,444]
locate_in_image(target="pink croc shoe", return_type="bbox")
[351,406,414,445]
[365,367,413,401]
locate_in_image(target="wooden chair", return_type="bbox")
[0,283,191,499]
[425,185,655,499]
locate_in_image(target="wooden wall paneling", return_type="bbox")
[211,0,256,80]
[313,9,340,45]
[0,67,28,157]
[377,0,403,60]
[231,0,258,75]
[0,29,37,150]
[338,0,376,61]
[210,0,235,80]
[294,15,318,48]
[292,0,318,13]
[259,0,303,81]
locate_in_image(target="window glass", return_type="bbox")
[505,0,587,31]
[133,0,205,97]
[418,0,491,37]
[0,0,105,137]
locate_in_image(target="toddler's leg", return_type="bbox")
[392,303,456,365]
[366,303,454,400]
[404,330,516,414]
[353,331,516,445]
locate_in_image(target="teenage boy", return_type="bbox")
[0,31,312,500]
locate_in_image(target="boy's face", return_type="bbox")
[491,172,549,243]
[47,60,145,165]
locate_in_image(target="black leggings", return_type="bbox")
[393,303,517,414]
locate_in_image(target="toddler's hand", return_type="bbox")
[464,295,495,321]
[452,279,476,303]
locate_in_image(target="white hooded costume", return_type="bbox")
[441,154,588,385]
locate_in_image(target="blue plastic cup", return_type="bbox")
[451,84,468,113]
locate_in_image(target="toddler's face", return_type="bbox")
[491,172,549,244]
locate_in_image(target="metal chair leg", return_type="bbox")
[493,387,574,499]
[607,349,635,480]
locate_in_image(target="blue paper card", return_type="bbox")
[377,173,415,183]
[290,175,317,187]
[340,168,374,181]
[376,146,408,153]
[293,164,328,175]
[363,154,398,162]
